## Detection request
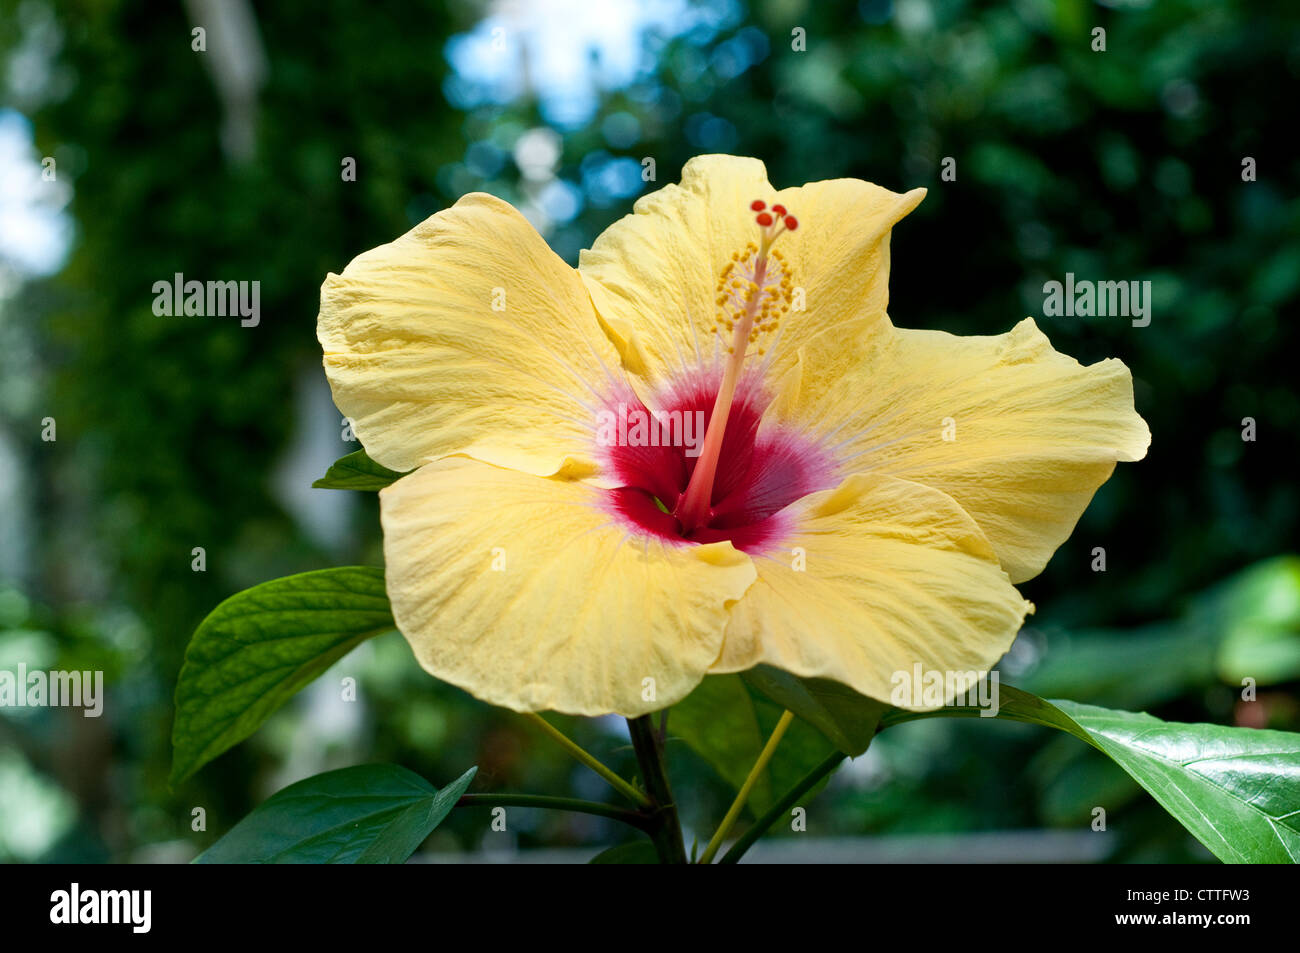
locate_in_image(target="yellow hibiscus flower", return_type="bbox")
[317,154,1150,718]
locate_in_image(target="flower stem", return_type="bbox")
[627,714,688,863]
[698,708,795,863]
[522,711,651,809]
[455,793,652,831]
[717,749,846,864]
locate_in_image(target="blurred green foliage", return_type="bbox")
[0,0,1296,862]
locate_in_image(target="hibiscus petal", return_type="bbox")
[381,457,757,716]
[710,472,1032,708]
[799,317,1150,583]
[579,155,924,401]
[318,193,621,475]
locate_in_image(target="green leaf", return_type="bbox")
[171,567,394,784]
[671,675,774,806]
[589,840,659,864]
[671,675,837,815]
[883,685,1300,864]
[196,764,476,863]
[741,665,884,756]
[312,449,407,491]
[750,690,839,802]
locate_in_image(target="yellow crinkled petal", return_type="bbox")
[803,317,1151,583]
[318,193,622,475]
[578,154,925,397]
[380,457,757,716]
[710,473,1032,709]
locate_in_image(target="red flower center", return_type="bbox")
[597,373,833,553]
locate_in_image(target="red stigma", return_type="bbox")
[784,215,798,231]
[771,204,787,216]
[755,211,774,226]
[750,199,766,211]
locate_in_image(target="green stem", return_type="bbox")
[718,749,846,864]
[523,711,651,809]
[698,709,795,863]
[627,714,687,864]
[456,793,651,831]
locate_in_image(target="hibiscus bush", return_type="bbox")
[163,158,1298,864]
